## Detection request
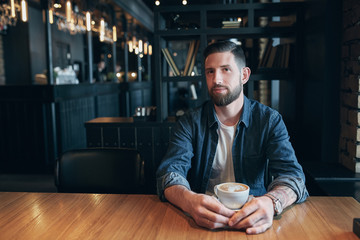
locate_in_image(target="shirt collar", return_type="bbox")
[239,95,250,128]
[207,95,251,129]
[207,101,218,129]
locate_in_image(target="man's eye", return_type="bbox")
[223,68,230,72]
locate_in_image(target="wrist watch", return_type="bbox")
[264,193,283,216]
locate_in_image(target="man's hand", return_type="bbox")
[164,185,235,229]
[165,185,296,234]
[228,196,274,234]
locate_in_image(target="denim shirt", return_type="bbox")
[156,96,308,203]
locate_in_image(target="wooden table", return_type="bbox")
[0,192,359,239]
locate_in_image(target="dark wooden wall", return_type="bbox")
[0,84,120,173]
[297,0,342,164]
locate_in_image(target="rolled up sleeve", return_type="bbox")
[157,172,191,201]
[267,175,308,203]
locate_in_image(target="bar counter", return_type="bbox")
[0,83,120,102]
[0,83,121,173]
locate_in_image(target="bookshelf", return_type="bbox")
[154,2,305,126]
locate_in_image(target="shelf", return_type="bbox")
[154,2,304,122]
[155,2,304,13]
[156,27,297,39]
[163,72,294,82]
[251,69,294,81]
[207,27,297,38]
[120,81,152,91]
[163,76,203,82]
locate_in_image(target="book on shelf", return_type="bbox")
[273,45,283,68]
[183,40,196,76]
[183,39,200,76]
[258,80,271,106]
[253,80,271,107]
[190,84,198,100]
[267,20,294,27]
[258,40,291,69]
[259,39,273,68]
[266,45,277,68]
[222,20,241,28]
[162,48,180,76]
[221,16,248,28]
[186,40,200,76]
[284,44,290,68]
[163,40,200,77]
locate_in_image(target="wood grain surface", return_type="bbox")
[0,192,359,239]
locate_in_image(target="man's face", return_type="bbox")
[205,51,243,106]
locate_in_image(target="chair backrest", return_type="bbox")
[55,148,144,194]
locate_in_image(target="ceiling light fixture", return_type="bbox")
[0,0,29,34]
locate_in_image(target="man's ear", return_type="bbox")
[241,67,251,85]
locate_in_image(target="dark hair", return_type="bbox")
[203,41,246,68]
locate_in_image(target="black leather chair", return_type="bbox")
[55,148,144,194]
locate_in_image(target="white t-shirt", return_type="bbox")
[206,120,237,195]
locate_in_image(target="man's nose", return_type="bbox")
[214,70,222,84]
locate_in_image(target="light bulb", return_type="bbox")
[66,1,72,22]
[54,0,61,8]
[86,12,91,31]
[113,26,117,42]
[100,18,105,42]
[21,0,28,22]
[155,0,160,6]
[10,0,16,18]
[138,40,143,52]
[128,41,133,53]
[144,42,148,55]
[49,9,54,24]
[132,36,136,51]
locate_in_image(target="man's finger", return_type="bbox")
[245,222,272,235]
[228,202,258,226]
[205,197,236,218]
[197,216,229,230]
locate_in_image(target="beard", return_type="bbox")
[209,82,242,106]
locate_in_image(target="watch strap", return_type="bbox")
[264,193,283,216]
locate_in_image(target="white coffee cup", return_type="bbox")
[214,182,250,209]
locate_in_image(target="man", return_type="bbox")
[156,41,308,234]
[93,60,107,82]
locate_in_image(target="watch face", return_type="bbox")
[274,199,283,214]
[265,193,283,215]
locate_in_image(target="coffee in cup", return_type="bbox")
[214,182,250,209]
